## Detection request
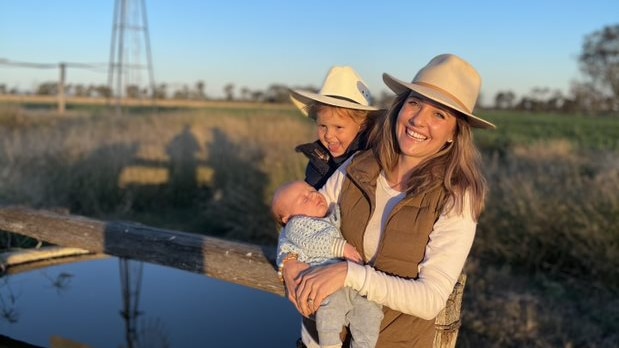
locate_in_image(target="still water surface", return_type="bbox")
[0,256,300,347]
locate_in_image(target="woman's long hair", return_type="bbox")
[367,92,488,220]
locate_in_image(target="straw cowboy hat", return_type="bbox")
[289,66,380,117]
[383,54,496,129]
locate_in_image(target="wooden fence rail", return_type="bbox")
[0,206,465,347]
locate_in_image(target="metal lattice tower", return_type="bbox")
[119,258,144,348]
[108,0,156,115]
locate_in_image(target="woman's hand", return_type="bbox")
[295,261,348,317]
[282,259,310,312]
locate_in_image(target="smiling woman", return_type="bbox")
[279,54,495,348]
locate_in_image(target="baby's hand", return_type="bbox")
[343,243,363,264]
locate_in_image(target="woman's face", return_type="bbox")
[395,93,457,167]
[315,107,361,158]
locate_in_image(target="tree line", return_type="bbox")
[1,24,617,115]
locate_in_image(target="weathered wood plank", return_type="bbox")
[1,246,93,267]
[2,251,109,276]
[0,206,284,296]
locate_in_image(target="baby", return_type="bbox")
[273,180,383,348]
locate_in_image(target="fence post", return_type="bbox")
[58,62,66,114]
[433,273,467,348]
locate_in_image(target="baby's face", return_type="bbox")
[278,181,329,220]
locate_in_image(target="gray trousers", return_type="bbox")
[315,287,383,348]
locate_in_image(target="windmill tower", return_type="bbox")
[119,258,144,348]
[108,0,156,115]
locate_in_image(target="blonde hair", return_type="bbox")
[367,92,488,220]
[305,102,372,130]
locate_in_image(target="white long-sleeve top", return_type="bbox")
[319,155,476,320]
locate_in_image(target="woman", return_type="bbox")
[289,66,381,189]
[280,54,496,347]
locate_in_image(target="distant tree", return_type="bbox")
[578,24,619,111]
[545,89,569,112]
[94,85,112,98]
[74,84,90,97]
[264,84,289,103]
[376,90,395,109]
[530,87,552,112]
[126,85,141,99]
[240,86,250,101]
[494,90,516,109]
[250,90,264,102]
[154,83,167,99]
[173,85,190,100]
[223,83,235,101]
[570,80,612,115]
[515,96,536,112]
[0,84,5,94]
[36,82,58,95]
[195,81,206,100]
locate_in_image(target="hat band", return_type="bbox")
[414,82,471,113]
[325,94,366,106]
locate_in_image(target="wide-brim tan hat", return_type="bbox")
[290,66,380,116]
[383,54,496,129]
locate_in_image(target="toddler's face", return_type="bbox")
[278,181,328,222]
[315,108,361,158]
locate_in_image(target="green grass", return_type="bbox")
[475,110,619,152]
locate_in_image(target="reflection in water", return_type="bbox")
[0,256,299,347]
[119,258,170,348]
[41,271,74,294]
[120,258,143,348]
[0,278,19,323]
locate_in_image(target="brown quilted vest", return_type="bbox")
[340,150,446,347]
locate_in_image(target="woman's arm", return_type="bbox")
[346,198,476,320]
[308,155,475,319]
[295,208,475,320]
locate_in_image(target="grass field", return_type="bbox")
[1,103,617,347]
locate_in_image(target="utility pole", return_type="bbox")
[108,0,156,116]
[58,63,66,114]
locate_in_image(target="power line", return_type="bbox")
[0,58,56,69]
[0,58,108,73]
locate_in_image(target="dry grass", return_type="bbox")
[462,139,619,347]
[0,105,312,243]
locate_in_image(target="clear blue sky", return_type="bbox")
[1,0,617,105]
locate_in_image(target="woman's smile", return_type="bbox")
[405,127,429,142]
